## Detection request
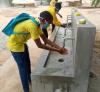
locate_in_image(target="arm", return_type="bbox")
[40,34,61,49]
[57,12,62,18]
[39,34,68,54]
[34,37,60,52]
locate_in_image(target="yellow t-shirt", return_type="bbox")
[47,6,61,26]
[7,19,43,52]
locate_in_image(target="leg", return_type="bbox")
[52,23,55,32]
[24,45,31,84]
[11,45,31,92]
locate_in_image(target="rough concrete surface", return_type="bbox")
[0,6,100,92]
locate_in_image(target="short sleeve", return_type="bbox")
[27,21,43,40]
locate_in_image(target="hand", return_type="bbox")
[58,47,68,55]
[61,23,67,28]
[67,22,72,27]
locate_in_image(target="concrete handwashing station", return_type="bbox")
[31,9,96,92]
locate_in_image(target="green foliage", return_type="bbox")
[46,0,51,3]
[40,0,51,3]
[91,0,100,7]
[42,0,51,2]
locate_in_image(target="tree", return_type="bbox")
[80,0,82,4]
[79,0,82,6]
[91,0,100,7]
[46,0,51,3]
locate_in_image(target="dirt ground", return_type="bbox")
[0,6,100,92]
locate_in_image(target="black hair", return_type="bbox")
[40,11,53,22]
[55,2,62,10]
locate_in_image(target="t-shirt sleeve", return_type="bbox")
[27,22,43,40]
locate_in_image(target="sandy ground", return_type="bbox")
[0,6,100,92]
